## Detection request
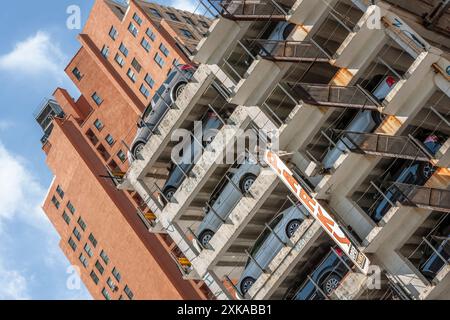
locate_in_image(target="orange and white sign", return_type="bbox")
[264,150,370,274]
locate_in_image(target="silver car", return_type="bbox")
[237,205,309,296]
[129,64,196,161]
[161,110,225,203]
[196,156,261,246]
[321,75,397,172]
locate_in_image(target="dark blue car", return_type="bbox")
[371,135,442,223]
[288,247,352,300]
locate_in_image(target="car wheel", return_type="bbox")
[240,174,257,194]
[132,142,145,160]
[173,82,187,102]
[162,187,177,204]
[286,219,302,238]
[371,111,385,126]
[419,162,435,180]
[240,277,256,295]
[198,230,215,247]
[321,273,342,296]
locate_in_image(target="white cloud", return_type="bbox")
[0,120,14,131]
[0,142,47,230]
[171,0,198,12]
[0,31,66,79]
[0,264,29,300]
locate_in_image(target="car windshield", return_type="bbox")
[152,85,166,105]
[165,70,178,84]
[249,214,284,258]
[142,105,153,119]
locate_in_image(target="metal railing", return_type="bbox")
[338,132,432,162]
[207,0,290,20]
[244,39,332,62]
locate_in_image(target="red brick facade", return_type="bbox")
[40,0,212,300]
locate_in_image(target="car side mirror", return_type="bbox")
[137,119,144,129]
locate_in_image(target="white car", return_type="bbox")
[195,156,261,247]
[321,75,397,172]
[237,205,309,296]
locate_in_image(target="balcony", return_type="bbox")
[243,39,331,62]
[337,132,433,162]
[208,0,291,21]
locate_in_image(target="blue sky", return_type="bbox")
[0,0,197,300]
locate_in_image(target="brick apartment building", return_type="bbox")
[35,0,213,300]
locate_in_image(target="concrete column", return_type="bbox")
[383,51,440,117]
[289,0,338,30]
[333,6,387,69]
[194,18,251,65]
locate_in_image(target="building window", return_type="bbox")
[127,69,137,83]
[168,12,180,22]
[72,67,82,80]
[139,84,150,98]
[117,150,126,163]
[92,92,103,106]
[73,227,82,241]
[124,285,134,300]
[94,119,104,131]
[131,58,142,73]
[149,8,162,18]
[159,43,170,57]
[100,250,110,265]
[88,233,97,248]
[84,243,94,258]
[183,16,194,25]
[154,53,165,68]
[146,28,156,41]
[109,26,118,40]
[102,288,112,300]
[56,185,65,199]
[79,253,89,268]
[105,134,115,146]
[101,45,110,58]
[68,237,77,252]
[51,196,60,209]
[133,12,143,25]
[95,260,105,275]
[77,217,87,231]
[107,277,117,291]
[119,43,129,57]
[141,38,151,52]
[128,22,138,37]
[62,211,71,225]
[144,74,155,88]
[90,271,99,285]
[67,201,76,215]
[180,29,194,39]
[112,267,121,282]
[114,54,125,68]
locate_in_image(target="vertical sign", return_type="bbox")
[264,150,370,274]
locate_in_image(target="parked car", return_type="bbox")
[160,110,225,203]
[321,75,397,172]
[128,64,196,162]
[195,156,261,247]
[237,205,309,296]
[419,224,450,281]
[371,135,443,223]
[288,247,352,300]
